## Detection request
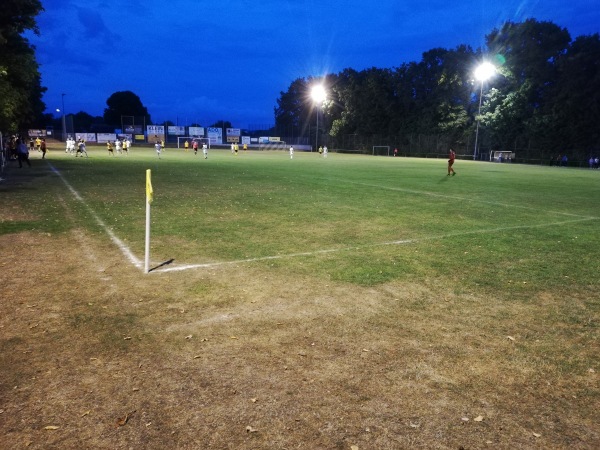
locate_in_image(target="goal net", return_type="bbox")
[373,146,390,156]
[177,137,211,149]
[492,151,515,162]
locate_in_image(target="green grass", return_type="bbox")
[3,146,600,296]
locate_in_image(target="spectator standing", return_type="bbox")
[17,139,31,167]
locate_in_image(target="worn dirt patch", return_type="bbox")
[1,211,598,448]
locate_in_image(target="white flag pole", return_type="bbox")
[144,197,151,273]
[144,169,152,274]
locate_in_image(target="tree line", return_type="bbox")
[2,4,599,159]
[275,19,600,158]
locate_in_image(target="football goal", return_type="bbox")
[492,150,515,162]
[373,146,391,156]
[177,137,211,149]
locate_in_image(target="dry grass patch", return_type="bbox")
[2,229,598,449]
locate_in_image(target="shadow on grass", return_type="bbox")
[149,258,175,272]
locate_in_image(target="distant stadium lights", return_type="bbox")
[311,84,327,104]
[474,62,496,82]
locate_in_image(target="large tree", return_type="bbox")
[483,19,571,149]
[0,0,45,132]
[103,91,151,126]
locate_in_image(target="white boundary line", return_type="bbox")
[154,216,596,273]
[331,179,595,219]
[50,163,598,274]
[49,164,143,270]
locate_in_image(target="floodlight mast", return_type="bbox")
[311,85,326,152]
[473,62,495,160]
[61,93,67,141]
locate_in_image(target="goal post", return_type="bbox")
[492,150,515,162]
[373,145,390,156]
[177,136,210,149]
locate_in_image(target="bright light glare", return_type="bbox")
[311,84,326,104]
[475,62,496,81]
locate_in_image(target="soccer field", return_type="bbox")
[44,146,600,288]
[1,145,599,448]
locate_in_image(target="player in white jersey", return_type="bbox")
[202,143,208,159]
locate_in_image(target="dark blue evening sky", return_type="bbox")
[28,0,600,129]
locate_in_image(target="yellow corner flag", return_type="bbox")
[146,169,153,203]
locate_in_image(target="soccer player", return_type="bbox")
[40,138,47,159]
[155,141,162,159]
[192,140,198,155]
[76,139,88,158]
[231,143,235,154]
[243,143,247,152]
[323,146,328,158]
[29,138,35,153]
[115,139,122,155]
[289,145,294,159]
[184,140,189,152]
[107,141,114,156]
[35,137,42,152]
[68,137,76,154]
[448,148,456,176]
[202,143,208,159]
[125,138,131,155]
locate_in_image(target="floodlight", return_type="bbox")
[475,62,496,82]
[311,85,326,104]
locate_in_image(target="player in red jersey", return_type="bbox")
[448,148,456,176]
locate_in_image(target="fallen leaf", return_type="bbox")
[461,417,469,421]
[351,446,359,450]
[44,426,59,430]
[116,410,136,427]
[298,352,307,356]
[474,415,484,422]
[81,410,90,417]
[409,422,419,428]
[185,335,193,339]
[251,398,257,403]
[245,425,257,433]
[123,336,132,340]
[193,355,201,359]
[230,336,238,340]
[507,336,515,341]
[533,432,541,438]
[588,368,596,373]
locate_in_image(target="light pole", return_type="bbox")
[311,84,326,152]
[61,93,67,141]
[473,62,495,160]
